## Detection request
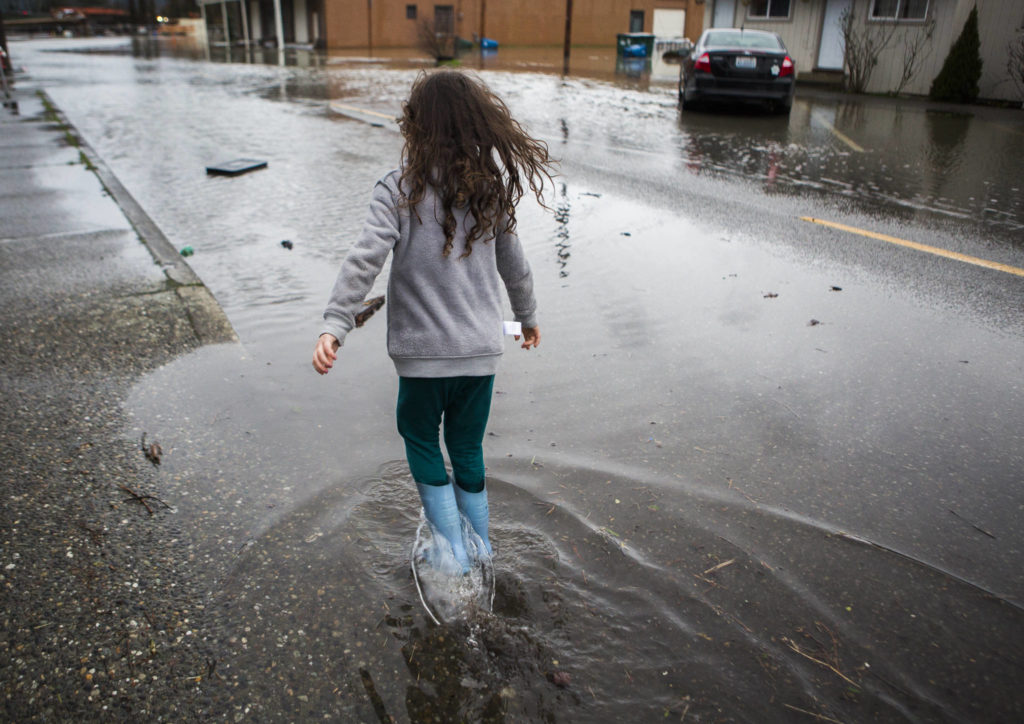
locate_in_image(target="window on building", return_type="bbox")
[406,5,417,20]
[748,0,791,20]
[629,10,644,33]
[870,0,929,21]
[434,5,454,36]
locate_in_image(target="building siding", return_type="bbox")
[316,0,1023,103]
[860,0,1024,102]
[699,0,1022,103]
[323,0,699,49]
[739,4,827,77]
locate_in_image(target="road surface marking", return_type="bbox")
[800,216,1024,278]
[811,112,865,152]
[329,101,397,121]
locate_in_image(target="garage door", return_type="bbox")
[652,8,685,38]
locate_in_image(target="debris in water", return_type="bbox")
[830,285,843,292]
[179,245,194,257]
[354,295,386,327]
[949,508,996,539]
[702,558,735,576]
[205,158,268,176]
[280,240,293,250]
[763,292,779,299]
[808,319,821,326]
[547,671,571,688]
[140,433,162,466]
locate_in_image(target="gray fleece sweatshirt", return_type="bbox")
[321,170,538,378]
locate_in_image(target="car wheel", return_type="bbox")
[773,100,792,116]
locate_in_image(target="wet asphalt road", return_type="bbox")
[4,37,1024,722]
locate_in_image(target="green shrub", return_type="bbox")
[929,6,983,103]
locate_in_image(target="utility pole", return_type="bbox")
[367,0,373,55]
[0,9,11,74]
[562,0,573,76]
[479,0,486,43]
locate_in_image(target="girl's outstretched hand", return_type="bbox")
[518,326,540,350]
[313,334,340,375]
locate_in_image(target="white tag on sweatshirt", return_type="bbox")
[503,321,522,336]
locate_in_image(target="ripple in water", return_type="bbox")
[198,459,1021,722]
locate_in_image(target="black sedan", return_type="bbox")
[679,29,796,114]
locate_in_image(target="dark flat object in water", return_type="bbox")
[205,159,268,176]
[354,295,385,328]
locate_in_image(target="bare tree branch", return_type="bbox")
[1008,35,1024,102]
[894,19,935,95]
[840,8,899,94]
[417,19,454,61]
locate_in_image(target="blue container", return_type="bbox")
[480,37,498,50]
[616,32,654,58]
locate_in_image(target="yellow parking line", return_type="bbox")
[800,216,1024,278]
[811,112,865,152]
[329,102,396,121]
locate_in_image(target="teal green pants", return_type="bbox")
[396,376,495,492]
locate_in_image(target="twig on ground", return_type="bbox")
[118,483,171,516]
[782,703,845,723]
[949,509,996,538]
[703,558,735,576]
[782,637,860,689]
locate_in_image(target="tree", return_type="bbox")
[893,19,935,95]
[929,6,983,103]
[417,20,454,62]
[839,6,897,94]
[1008,35,1024,104]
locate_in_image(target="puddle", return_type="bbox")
[14,36,1022,720]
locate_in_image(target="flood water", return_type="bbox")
[12,37,1023,722]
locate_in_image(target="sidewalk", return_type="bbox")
[1,79,235,719]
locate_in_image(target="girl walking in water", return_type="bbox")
[312,70,553,572]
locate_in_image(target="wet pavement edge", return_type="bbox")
[38,90,237,344]
[1,78,238,719]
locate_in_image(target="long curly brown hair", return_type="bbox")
[398,70,554,258]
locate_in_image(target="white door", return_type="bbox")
[652,9,685,38]
[817,0,852,70]
[293,0,308,43]
[712,0,736,28]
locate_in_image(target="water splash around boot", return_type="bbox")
[411,511,495,625]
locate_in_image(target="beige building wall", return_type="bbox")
[698,0,1023,103]
[859,0,1024,102]
[734,3,827,77]
[323,0,700,49]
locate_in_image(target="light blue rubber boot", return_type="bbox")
[416,482,471,574]
[453,482,493,557]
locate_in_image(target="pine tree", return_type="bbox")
[929,6,983,103]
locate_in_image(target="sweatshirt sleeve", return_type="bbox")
[495,226,538,329]
[321,179,401,346]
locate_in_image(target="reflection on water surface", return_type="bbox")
[15,36,1022,722]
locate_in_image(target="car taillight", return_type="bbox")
[780,56,794,77]
[694,52,711,73]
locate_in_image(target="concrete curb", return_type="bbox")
[39,90,238,346]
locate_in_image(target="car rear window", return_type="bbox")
[704,32,782,50]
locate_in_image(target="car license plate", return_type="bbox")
[735,56,756,69]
